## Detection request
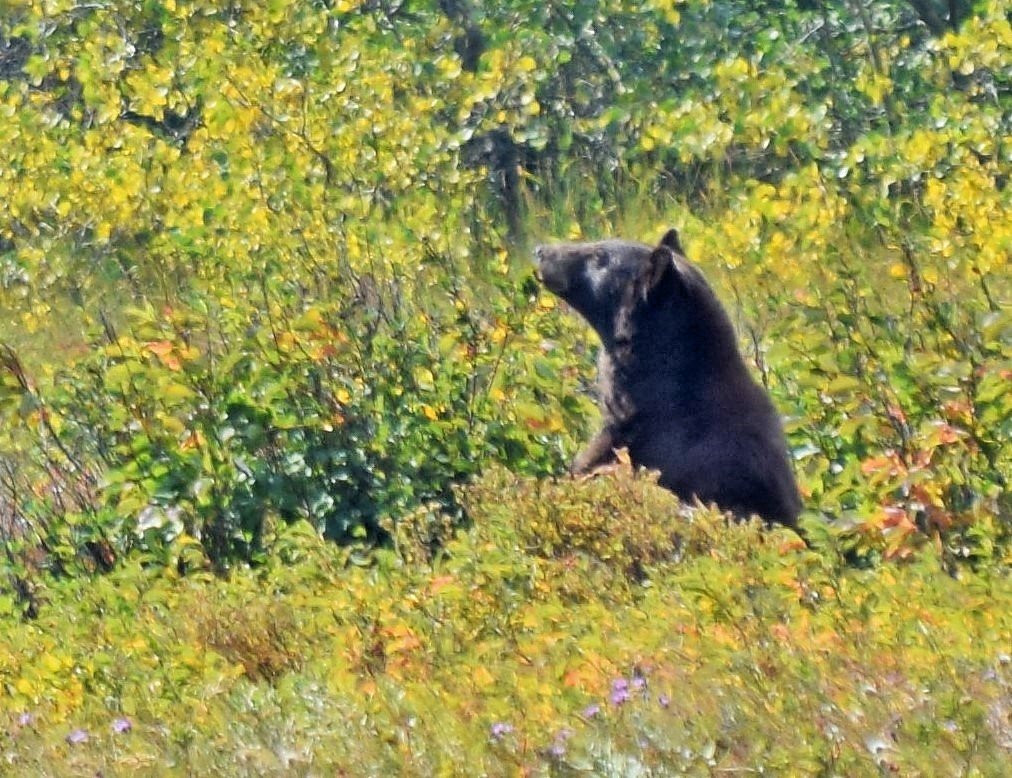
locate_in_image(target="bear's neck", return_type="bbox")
[599,318,754,427]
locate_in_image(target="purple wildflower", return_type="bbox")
[610,678,631,705]
[548,727,572,758]
[632,676,647,692]
[16,712,34,727]
[66,728,88,745]
[582,702,601,718]
[112,717,132,734]
[490,722,513,740]
[658,694,671,709]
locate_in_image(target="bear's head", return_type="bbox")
[534,229,698,348]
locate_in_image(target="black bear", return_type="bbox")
[535,229,802,527]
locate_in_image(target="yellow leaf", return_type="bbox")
[413,366,435,391]
[160,382,194,401]
[42,654,63,672]
[516,55,537,72]
[473,666,495,689]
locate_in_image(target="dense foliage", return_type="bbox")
[1,0,1009,571]
[0,0,1009,771]
[2,467,1011,774]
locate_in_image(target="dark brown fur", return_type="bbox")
[535,229,802,526]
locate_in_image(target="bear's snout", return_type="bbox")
[533,245,567,295]
[532,246,545,278]
[533,245,554,271]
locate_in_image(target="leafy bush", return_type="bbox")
[0,466,1009,774]
[0,240,585,570]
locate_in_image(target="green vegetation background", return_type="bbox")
[0,0,1009,774]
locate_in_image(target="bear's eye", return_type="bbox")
[592,253,610,269]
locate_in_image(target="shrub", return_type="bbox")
[0,467,1008,774]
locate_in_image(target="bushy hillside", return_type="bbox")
[0,1,1009,772]
[3,467,1011,774]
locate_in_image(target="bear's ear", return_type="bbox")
[659,228,685,256]
[640,245,676,302]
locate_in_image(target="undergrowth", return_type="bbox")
[1,465,1010,775]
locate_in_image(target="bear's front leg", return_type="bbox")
[571,428,620,475]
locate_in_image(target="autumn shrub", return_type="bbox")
[0,241,586,570]
[0,468,1008,774]
[191,597,302,683]
[697,162,1011,567]
[450,457,807,594]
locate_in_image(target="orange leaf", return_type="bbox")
[427,575,455,595]
[779,538,808,554]
[181,430,205,450]
[145,340,173,356]
[933,422,963,445]
[861,453,904,477]
[880,505,914,530]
